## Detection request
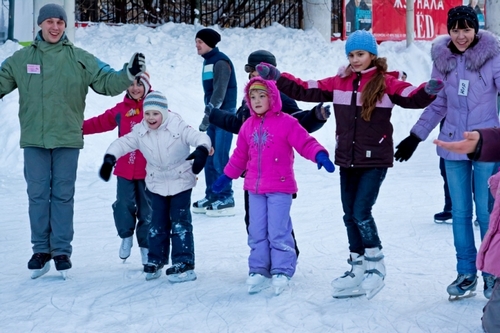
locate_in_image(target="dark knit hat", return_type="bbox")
[37,3,67,26]
[345,30,378,57]
[195,28,221,48]
[447,6,479,34]
[143,91,169,124]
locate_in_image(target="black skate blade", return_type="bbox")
[448,291,476,301]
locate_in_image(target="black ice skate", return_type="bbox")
[53,255,72,280]
[166,263,196,283]
[28,253,51,279]
[447,274,477,301]
[434,210,452,224]
[144,262,164,281]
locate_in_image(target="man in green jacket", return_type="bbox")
[0,3,146,279]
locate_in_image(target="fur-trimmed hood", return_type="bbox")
[244,77,282,117]
[431,30,500,74]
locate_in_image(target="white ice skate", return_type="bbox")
[361,248,386,300]
[167,270,197,283]
[30,262,51,279]
[272,274,290,296]
[246,273,270,294]
[331,253,366,299]
[119,236,133,262]
[140,247,149,266]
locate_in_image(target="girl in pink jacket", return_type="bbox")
[212,78,334,295]
[83,72,152,265]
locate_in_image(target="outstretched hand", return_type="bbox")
[256,62,281,81]
[316,151,335,173]
[424,78,444,95]
[314,102,331,121]
[186,146,209,174]
[433,131,479,154]
[99,154,117,181]
[212,174,232,193]
[127,52,146,81]
[394,133,421,162]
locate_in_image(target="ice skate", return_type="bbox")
[166,263,197,283]
[331,253,366,298]
[447,273,477,301]
[28,253,52,279]
[272,273,290,296]
[434,210,452,224]
[53,255,72,280]
[140,247,149,266]
[361,248,386,300]
[192,198,215,214]
[246,273,270,294]
[119,236,133,262]
[144,262,163,281]
[205,198,235,217]
[483,276,496,299]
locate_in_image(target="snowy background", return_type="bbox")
[0,23,490,332]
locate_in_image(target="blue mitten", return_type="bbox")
[212,174,232,193]
[424,78,444,95]
[316,151,335,173]
[256,62,281,81]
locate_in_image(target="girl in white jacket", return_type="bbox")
[99,91,212,282]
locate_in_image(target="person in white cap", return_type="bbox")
[0,3,146,279]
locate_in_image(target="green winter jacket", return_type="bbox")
[0,32,131,149]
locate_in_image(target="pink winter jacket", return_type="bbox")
[83,95,147,180]
[477,170,500,276]
[224,78,328,194]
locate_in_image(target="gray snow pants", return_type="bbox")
[112,177,151,248]
[24,147,79,257]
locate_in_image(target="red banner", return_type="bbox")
[344,0,486,41]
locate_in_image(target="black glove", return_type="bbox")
[99,154,117,181]
[394,133,421,162]
[186,146,209,174]
[314,102,331,121]
[127,52,146,81]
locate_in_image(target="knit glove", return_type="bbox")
[256,63,281,81]
[99,154,117,181]
[315,151,335,173]
[394,133,421,162]
[127,52,146,81]
[212,174,232,193]
[186,146,209,174]
[199,115,210,132]
[315,102,331,121]
[424,78,444,95]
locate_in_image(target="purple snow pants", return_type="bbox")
[248,192,297,278]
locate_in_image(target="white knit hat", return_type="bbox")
[143,91,168,123]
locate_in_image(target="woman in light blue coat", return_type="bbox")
[394,6,500,300]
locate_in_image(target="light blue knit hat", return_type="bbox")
[143,91,168,123]
[345,30,378,57]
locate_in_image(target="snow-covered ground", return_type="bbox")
[0,23,488,332]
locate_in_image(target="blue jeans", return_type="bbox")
[147,189,194,266]
[445,160,497,275]
[204,111,235,201]
[340,167,387,255]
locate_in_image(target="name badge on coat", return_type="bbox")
[458,79,469,96]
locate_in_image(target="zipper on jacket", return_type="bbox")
[478,73,486,86]
[255,117,265,193]
[349,73,361,167]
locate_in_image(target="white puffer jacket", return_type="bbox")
[106,111,211,196]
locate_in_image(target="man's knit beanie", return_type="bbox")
[195,28,221,48]
[37,3,67,27]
